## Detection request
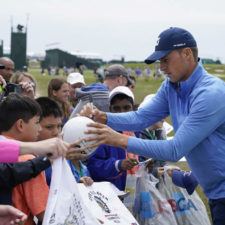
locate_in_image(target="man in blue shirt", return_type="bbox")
[81,27,225,225]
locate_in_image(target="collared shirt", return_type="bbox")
[106,62,225,199]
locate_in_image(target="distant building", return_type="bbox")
[42,48,103,69]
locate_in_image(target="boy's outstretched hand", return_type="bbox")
[79,176,94,186]
[20,138,89,160]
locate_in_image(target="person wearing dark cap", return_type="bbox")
[103,64,131,91]
[81,27,225,225]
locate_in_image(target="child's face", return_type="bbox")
[110,99,133,113]
[53,83,70,103]
[22,115,41,142]
[38,115,62,140]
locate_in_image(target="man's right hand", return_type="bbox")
[121,158,138,171]
[79,103,107,124]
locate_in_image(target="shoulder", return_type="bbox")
[19,154,35,162]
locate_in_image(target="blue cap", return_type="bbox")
[172,170,198,195]
[145,27,197,64]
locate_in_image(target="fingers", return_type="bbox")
[80,103,93,118]
[82,177,94,186]
[0,75,6,88]
[20,82,35,99]
[86,122,106,129]
[66,152,88,160]
[157,167,165,177]
[69,138,84,148]
[66,139,89,160]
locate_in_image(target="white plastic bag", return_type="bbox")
[134,169,177,225]
[123,173,137,211]
[158,170,211,225]
[78,182,139,225]
[42,157,100,225]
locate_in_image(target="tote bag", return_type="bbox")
[42,157,100,225]
[133,170,177,225]
[158,169,211,225]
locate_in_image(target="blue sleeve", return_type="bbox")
[106,81,170,131]
[87,144,124,180]
[126,89,225,161]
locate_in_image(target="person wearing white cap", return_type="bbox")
[87,86,138,191]
[67,72,86,107]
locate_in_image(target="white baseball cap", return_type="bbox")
[109,86,134,103]
[67,72,86,85]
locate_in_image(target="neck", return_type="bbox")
[184,61,198,81]
[1,130,22,141]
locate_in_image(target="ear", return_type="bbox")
[15,119,25,133]
[183,48,192,58]
[117,75,124,85]
[52,90,57,97]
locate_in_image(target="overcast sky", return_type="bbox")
[1,0,225,62]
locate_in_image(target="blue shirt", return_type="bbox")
[45,160,90,185]
[67,160,90,182]
[106,62,225,199]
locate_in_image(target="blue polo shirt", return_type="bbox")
[106,62,225,199]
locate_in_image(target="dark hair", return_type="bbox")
[36,97,62,120]
[190,47,198,62]
[129,75,136,83]
[0,94,41,132]
[110,94,134,105]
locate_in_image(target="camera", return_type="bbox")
[0,64,5,69]
[0,83,23,102]
[4,83,23,96]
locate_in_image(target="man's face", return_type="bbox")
[160,49,190,83]
[38,116,62,140]
[104,75,128,91]
[110,98,133,113]
[22,115,41,142]
[69,82,83,100]
[0,60,14,82]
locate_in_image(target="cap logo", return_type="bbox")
[173,43,186,47]
[156,37,160,46]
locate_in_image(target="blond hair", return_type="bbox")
[11,71,37,93]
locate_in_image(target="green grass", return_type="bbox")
[29,63,225,224]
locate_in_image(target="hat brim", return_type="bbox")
[144,50,172,64]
